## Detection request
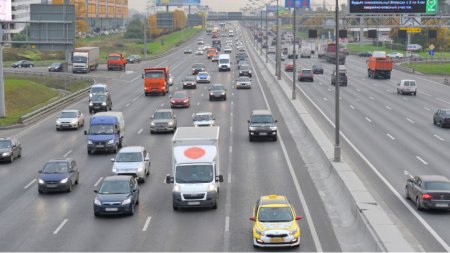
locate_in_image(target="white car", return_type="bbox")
[111,146,150,183]
[193,112,215,127]
[56,110,84,130]
[387,52,404,58]
[195,50,204,55]
[196,71,211,83]
[397,79,417,95]
[224,47,232,53]
[267,46,276,54]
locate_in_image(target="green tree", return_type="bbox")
[124,18,144,39]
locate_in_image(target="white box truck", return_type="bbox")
[72,47,100,74]
[166,127,223,210]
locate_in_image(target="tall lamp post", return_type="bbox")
[292,4,296,100]
[265,3,268,63]
[275,0,281,80]
[260,8,263,55]
[334,0,341,162]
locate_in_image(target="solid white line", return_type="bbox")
[228,173,231,183]
[406,118,415,124]
[137,129,143,134]
[433,134,444,141]
[416,156,428,165]
[230,126,232,132]
[369,96,374,100]
[437,98,450,105]
[94,177,103,187]
[125,103,130,107]
[225,216,230,232]
[24,179,36,189]
[142,217,152,231]
[365,117,372,123]
[229,146,232,153]
[53,219,68,235]
[63,150,72,158]
[424,107,431,111]
[386,134,396,140]
[349,105,355,110]
[385,105,392,110]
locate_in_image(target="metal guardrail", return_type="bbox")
[5,69,95,81]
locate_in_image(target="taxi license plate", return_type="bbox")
[105,208,118,212]
[436,203,448,207]
[259,133,268,136]
[187,201,200,205]
[270,238,285,243]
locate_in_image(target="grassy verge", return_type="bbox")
[0,76,91,126]
[402,62,450,75]
[346,43,450,58]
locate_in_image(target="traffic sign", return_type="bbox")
[400,28,421,33]
[429,49,435,56]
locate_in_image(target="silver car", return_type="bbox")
[56,110,84,130]
[150,109,177,134]
[236,76,252,89]
[193,112,215,127]
[168,74,174,86]
[111,146,150,183]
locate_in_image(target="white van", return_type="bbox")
[218,54,231,71]
[300,48,311,58]
[397,79,417,95]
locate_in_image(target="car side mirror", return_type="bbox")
[144,157,150,161]
[249,217,256,221]
[216,175,224,182]
[84,130,87,135]
[94,189,98,193]
[38,170,42,173]
[150,116,154,119]
[133,189,137,192]
[274,120,278,123]
[70,169,76,173]
[295,216,302,220]
[165,174,174,184]
[111,158,115,162]
[407,178,413,183]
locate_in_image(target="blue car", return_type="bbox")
[38,158,79,193]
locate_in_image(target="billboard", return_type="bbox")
[285,0,310,8]
[156,0,200,6]
[0,0,12,21]
[349,0,437,14]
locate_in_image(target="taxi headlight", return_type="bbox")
[249,126,256,131]
[89,102,93,106]
[2,152,10,157]
[102,102,106,106]
[289,227,298,235]
[60,178,68,184]
[88,140,93,144]
[122,198,132,205]
[270,126,277,131]
[150,122,155,126]
[38,179,45,184]
[168,122,173,126]
[255,227,263,236]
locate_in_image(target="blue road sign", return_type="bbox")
[429,49,435,56]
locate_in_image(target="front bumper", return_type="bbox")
[253,236,300,248]
[172,191,217,208]
[89,105,108,112]
[87,143,117,153]
[249,130,277,138]
[113,170,146,180]
[56,122,78,129]
[38,182,70,192]
[94,203,132,215]
[150,124,176,132]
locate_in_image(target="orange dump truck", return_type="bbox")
[367,51,393,79]
[207,48,217,59]
[142,67,169,96]
[107,53,126,71]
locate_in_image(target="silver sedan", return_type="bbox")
[56,110,84,130]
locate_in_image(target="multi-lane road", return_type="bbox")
[0,27,344,251]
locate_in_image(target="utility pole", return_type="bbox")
[265,4,268,63]
[292,5,296,100]
[260,9,263,55]
[144,3,149,59]
[276,0,281,80]
[334,0,341,162]
[0,24,5,117]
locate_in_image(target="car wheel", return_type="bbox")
[433,119,436,125]
[415,197,422,210]
[273,136,277,142]
[249,135,253,142]
[94,212,100,217]
[173,202,179,211]
[67,182,72,192]
[404,187,409,199]
[140,177,145,183]
[75,174,79,184]
[18,150,22,158]
[212,200,218,209]
[38,189,44,194]
[129,203,135,216]
[9,155,13,163]
[441,121,445,128]
[414,92,417,96]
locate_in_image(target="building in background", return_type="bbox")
[6,0,43,34]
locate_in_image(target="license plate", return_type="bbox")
[436,203,448,207]
[46,184,57,188]
[62,124,70,127]
[215,95,221,97]
[105,208,118,212]
[259,133,268,136]
[187,201,200,205]
[96,145,104,148]
[270,238,285,243]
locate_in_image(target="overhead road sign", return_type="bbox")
[349,0,437,14]
[156,0,200,6]
[400,27,421,33]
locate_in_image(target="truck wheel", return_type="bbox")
[212,200,218,209]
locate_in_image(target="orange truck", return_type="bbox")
[107,53,126,71]
[142,66,169,96]
[207,48,217,59]
[367,52,393,79]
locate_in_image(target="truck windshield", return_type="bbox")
[176,165,213,183]
[73,56,87,63]
[145,71,164,78]
[108,56,121,60]
[219,59,229,64]
[89,124,115,135]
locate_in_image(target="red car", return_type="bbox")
[170,90,190,108]
[284,63,294,72]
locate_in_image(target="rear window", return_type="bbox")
[302,70,311,74]
[424,181,450,190]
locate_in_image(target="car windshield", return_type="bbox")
[51,62,61,67]
[219,59,229,64]
[258,207,293,222]
[241,65,250,70]
[211,85,224,91]
[90,87,105,94]
[302,70,311,74]
[252,115,273,123]
[98,181,131,194]
[42,162,69,174]
[238,77,250,82]
[424,181,450,190]
[59,111,77,118]
[442,110,450,116]
[193,64,204,69]
[153,111,172,119]
[0,140,12,149]
[173,92,187,98]
[175,165,214,183]
[184,77,195,82]
[91,95,107,102]
[88,124,115,135]
[199,73,208,77]
[115,152,143,162]
[194,114,213,121]
[313,65,321,69]
[145,71,164,78]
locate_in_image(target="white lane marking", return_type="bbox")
[229,146,232,153]
[63,150,72,158]
[369,96,375,100]
[225,216,230,232]
[424,107,431,111]
[126,103,130,107]
[201,93,204,96]
[197,102,200,106]
[386,134,396,140]
[406,118,415,124]
[142,217,152,231]
[230,126,232,132]
[416,156,428,165]
[434,134,445,141]
[402,97,408,101]
[126,75,141,84]
[356,88,361,92]
[160,103,164,107]
[231,101,234,105]
[53,219,68,235]
[386,89,391,93]
[327,88,332,92]
[137,129,143,134]
[349,105,355,110]
[323,97,328,101]
[228,173,231,183]
[385,106,392,110]
[231,93,234,96]
[365,117,372,123]
[94,177,103,187]
[24,179,36,189]
[132,95,139,102]
[421,91,432,96]
[437,98,450,105]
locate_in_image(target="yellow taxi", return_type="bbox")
[249,195,302,248]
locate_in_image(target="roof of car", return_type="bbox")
[103,175,134,182]
[154,108,172,113]
[419,175,450,182]
[260,195,289,206]
[91,83,107,88]
[198,72,209,75]
[47,158,73,163]
[194,112,213,116]
[118,146,145,153]
[252,109,272,116]
[60,109,79,113]
[0,137,13,141]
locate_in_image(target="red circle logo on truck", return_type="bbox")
[184,147,205,159]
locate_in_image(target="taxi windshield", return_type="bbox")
[258,207,293,222]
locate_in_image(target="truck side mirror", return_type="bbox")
[165,174,174,184]
[216,175,224,182]
[142,74,145,79]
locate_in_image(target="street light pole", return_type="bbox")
[292,5,296,100]
[275,0,281,80]
[260,9,263,55]
[334,0,341,162]
[265,4,268,63]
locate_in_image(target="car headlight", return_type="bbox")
[102,102,106,106]
[107,139,114,144]
[221,92,225,95]
[56,119,61,124]
[255,227,263,236]
[122,198,132,205]
[60,178,68,184]
[94,198,102,206]
[137,166,144,172]
[173,184,181,193]
[270,126,277,131]
[89,102,93,106]
[249,127,256,131]
[2,152,10,157]
[183,99,189,103]
[208,183,217,192]
[38,178,45,184]
[289,227,298,235]
[88,140,93,144]
[112,167,117,173]
[168,122,173,126]
[209,92,214,96]
[239,71,243,74]
[71,119,77,124]
[150,122,155,126]
[89,93,93,98]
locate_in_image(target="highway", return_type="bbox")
[0,28,342,251]
[255,29,450,251]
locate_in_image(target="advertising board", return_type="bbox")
[156,0,200,6]
[349,0,437,14]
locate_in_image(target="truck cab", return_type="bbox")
[142,67,169,96]
[107,53,126,71]
[84,112,125,154]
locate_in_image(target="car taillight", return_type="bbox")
[422,193,432,200]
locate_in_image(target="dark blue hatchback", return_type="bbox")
[38,158,79,193]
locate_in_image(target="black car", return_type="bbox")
[248,110,278,141]
[209,84,227,101]
[433,109,450,128]
[236,52,247,63]
[38,158,79,193]
[359,51,372,57]
[239,65,252,77]
[182,76,197,89]
[93,175,139,216]
[192,63,206,75]
[184,48,192,54]
[126,55,142,64]
[89,94,112,113]
[405,174,450,210]
[237,60,249,70]
[48,62,64,72]
[0,137,22,163]
[11,60,33,68]
[331,70,348,86]
[312,64,324,74]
